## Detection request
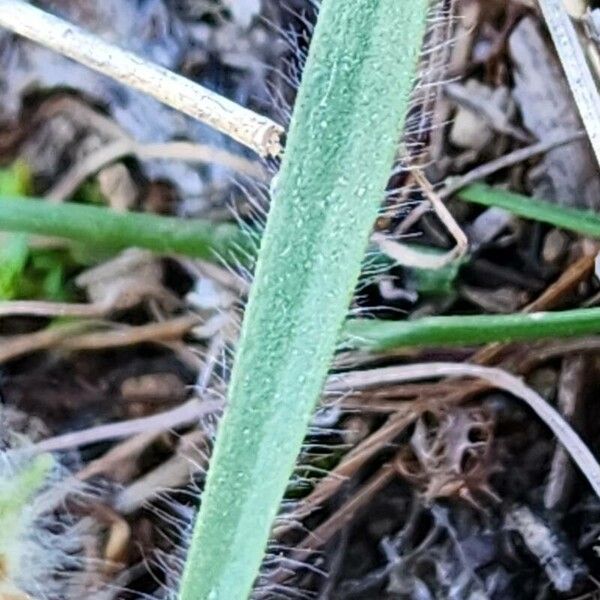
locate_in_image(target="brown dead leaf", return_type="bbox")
[76,248,179,313]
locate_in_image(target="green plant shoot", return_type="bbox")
[0,453,53,597]
[178,1,430,599]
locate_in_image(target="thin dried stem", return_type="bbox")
[374,169,468,270]
[0,321,95,364]
[0,299,110,318]
[396,129,586,235]
[442,129,586,197]
[0,316,200,364]
[34,398,220,453]
[48,138,267,202]
[0,0,283,157]
[472,253,596,364]
[59,315,201,350]
[296,463,396,553]
[75,431,161,481]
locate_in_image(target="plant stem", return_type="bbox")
[458,183,600,238]
[178,1,429,599]
[0,196,249,263]
[0,196,396,268]
[343,308,600,352]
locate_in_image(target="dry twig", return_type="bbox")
[0,0,283,157]
[34,398,220,452]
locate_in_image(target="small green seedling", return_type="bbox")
[0,453,53,599]
[179,1,430,598]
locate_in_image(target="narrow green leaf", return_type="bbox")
[459,183,600,238]
[179,2,430,598]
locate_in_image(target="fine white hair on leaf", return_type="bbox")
[264,1,319,128]
[396,0,459,166]
[0,440,112,599]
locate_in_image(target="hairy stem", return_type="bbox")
[0,453,53,594]
[178,1,429,599]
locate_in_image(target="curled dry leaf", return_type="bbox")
[395,406,499,506]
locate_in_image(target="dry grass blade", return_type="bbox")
[0,299,110,318]
[539,0,600,167]
[0,316,200,365]
[33,398,221,452]
[0,321,96,364]
[58,315,201,350]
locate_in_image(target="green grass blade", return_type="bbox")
[178,1,429,598]
[458,184,600,238]
[0,196,250,263]
[343,307,600,351]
